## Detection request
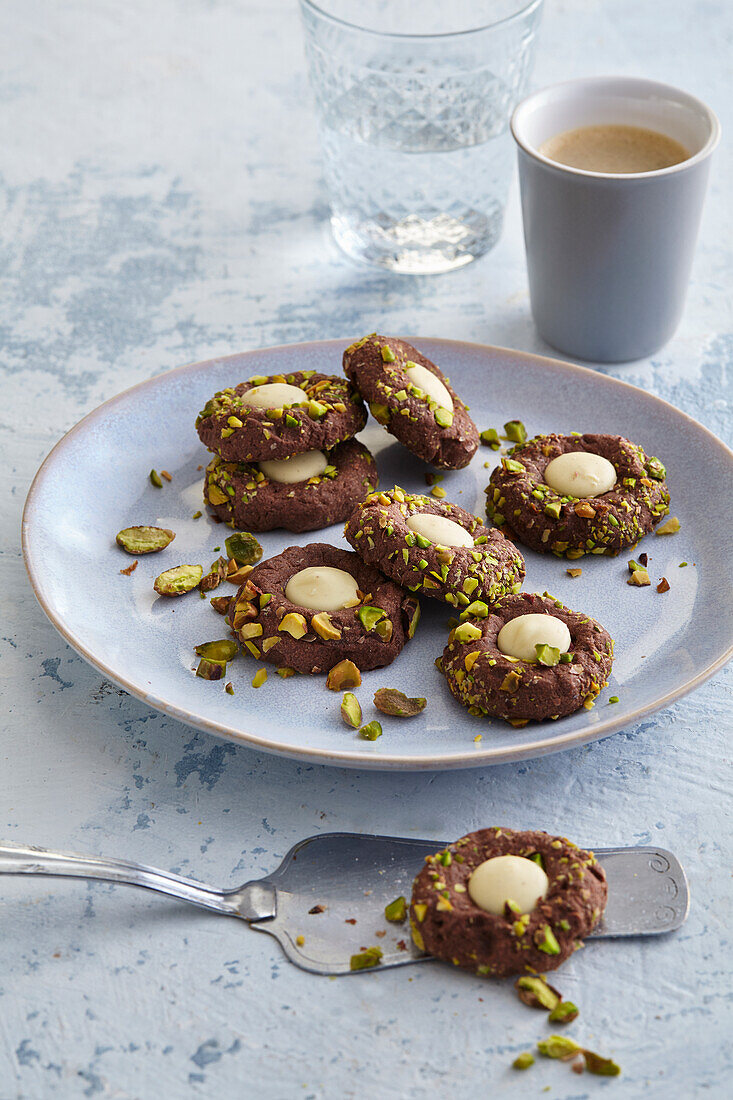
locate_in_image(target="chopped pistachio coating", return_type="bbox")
[655,515,680,535]
[504,420,527,444]
[279,612,308,639]
[359,720,382,741]
[210,595,232,615]
[515,976,561,1012]
[384,896,407,922]
[373,688,426,718]
[349,946,383,971]
[225,531,263,565]
[194,639,239,663]
[536,924,561,954]
[196,657,225,680]
[116,526,175,555]
[627,567,651,587]
[512,1053,534,1071]
[535,643,561,666]
[311,612,342,641]
[340,692,362,729]
[537,1035,582,1060]
[154,564,203,596]
[357,605,386,631]
[548,1000,579,1024]
[149,469,163,488]
[326,660,362,691]
[434,407,453,428]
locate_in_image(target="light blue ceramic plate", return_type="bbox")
[23,339,733,770]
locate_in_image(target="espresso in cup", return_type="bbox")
[540,124,690,174]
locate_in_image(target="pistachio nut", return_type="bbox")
[359,720,382,741]
[154,564,203,596]
[537,1035,582,1061]
[326,660,361,691]
[311,612,342,641]
[225,531,263,565]
[503,419,527,444]
[373,688,426,718]
[515,976,561,1012]
[194,639,238,663]
[340,692,362,729]
[384,896,407,923]
[196,657,225,680]
[116,526,175,555]
[357,605,386,631]
[512,1053,534,1071]
[548,1001,579,1024]
[149,469,163,488]
[279,612,308,639]
[210,595,232,615]
[349,946,382,971]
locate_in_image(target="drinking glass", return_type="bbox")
[300,0,544,273]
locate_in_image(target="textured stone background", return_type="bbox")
[1,1,731,1097]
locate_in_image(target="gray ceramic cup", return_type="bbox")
[511,76,721,362]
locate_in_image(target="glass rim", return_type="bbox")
[299,0,543,40]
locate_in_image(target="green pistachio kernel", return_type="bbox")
[434,408,453,429]
[284,413,299,428]
[549,1001,579,1024]
[340,692,362,729]
[194,639,238,663]
[149,469,164,488]
[544,501,562,520]
[453,622,482,643]
[502,458,525,475]
[251,668,267,688]
[349,946,383,970]
[583,1050,621,1077]
[225,531,263,565]
[503,419,527,444]
[359,720,383,741]
[357,605,386,631]
[116,526,175,555]
[154,564,203,597]
[537,1035,582,1061]
[656,515,680,535]
[463,600,488,618]
[480,428,500,449]
[608,695,619,703]
[536,925,561,955]
[512,1052,534,1071]
[559,652,573,664]
[535,643,561,667]
[528,852,545,869]
[381,345,396,362]
[196,657,226,680]
[384,896,407,922]
[515,976,561,1012]
[307,400,328,419]
[369,402,391,425]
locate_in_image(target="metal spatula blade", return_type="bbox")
[0,833,688,976]
[249,833,689,974]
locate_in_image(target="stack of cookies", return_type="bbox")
[197,370,378,533]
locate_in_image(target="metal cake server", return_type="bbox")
[0,833,688,975]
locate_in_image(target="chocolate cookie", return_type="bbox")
[344,487,525,608]
[486,432,669,557]
[343,335,479,469]
[410,827,607,978]
[196,371,367,462]
[227,543,420,675]
[441,592,614,724]
[204,439,378,533]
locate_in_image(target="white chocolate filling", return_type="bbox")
[544,451,616,498]
[468,854,549,916]
[497,613,571,663]
[406,511,474,548]
[241,382,308,409]
[405,363,453,412]
[285,566,359,612]
[259,450,328,484]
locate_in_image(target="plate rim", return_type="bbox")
[22,336,733,770]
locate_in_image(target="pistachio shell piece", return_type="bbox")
[194,639,239,663]
[340,692,362,729]
[196,657,225,680]
[116,526,175,555]
[326,660,361,692]
[515,976,561,1011]
[373,688,426,718]
[154,564,203,596]
[225,531,263,565]
[349,946,382,971]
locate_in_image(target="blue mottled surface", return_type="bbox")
[1,1,731,1097]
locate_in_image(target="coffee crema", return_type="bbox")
[539,124,690,174]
